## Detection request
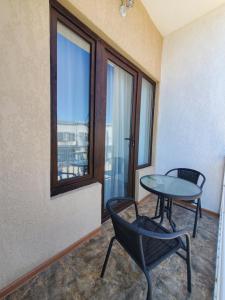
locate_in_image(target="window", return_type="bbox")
[51,10,96,195]
[50,1,156,196]
[104,60,134,204]
[137,77,155,168]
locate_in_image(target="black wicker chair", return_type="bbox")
[155,168,206,238]
[101,197,191,300]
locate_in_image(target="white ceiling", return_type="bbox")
[141,0,225,36]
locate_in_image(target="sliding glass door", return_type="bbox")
[103,56,137,212]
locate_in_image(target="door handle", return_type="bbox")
[124,137,135,147]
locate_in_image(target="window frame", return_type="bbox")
[135,73,156,169]
[100,48,139,222]
[50,0,156,197]
[50,4,97,196]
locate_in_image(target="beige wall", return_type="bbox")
[0,0,162,289]
[59,0,162,81]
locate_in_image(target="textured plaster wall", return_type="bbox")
[156,5,225,213]
[0,0,102,290]
[0,0,162,290]
[59,0,163,81]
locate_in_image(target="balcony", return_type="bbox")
[0,0,225,299]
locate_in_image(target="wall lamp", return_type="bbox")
[120,0,135,17]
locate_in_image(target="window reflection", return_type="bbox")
[138,78,153,166]
[57,122,89,180]
[57,22,90,180]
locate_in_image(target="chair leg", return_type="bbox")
[199,198,202,218]
[144,270,153,300]
[155,197,160,217]
[193,201,199,238]
[100,236,115,278]
[185,235,192,293]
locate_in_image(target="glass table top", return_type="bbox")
[140,174,202,200]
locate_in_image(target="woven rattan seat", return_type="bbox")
[133,216,181,268]
[101,197,192,300]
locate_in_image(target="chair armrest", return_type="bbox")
[138,226,189,240]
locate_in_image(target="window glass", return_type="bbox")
[104,61,133,204]
[57,22,90,180]
[138,78,154,166]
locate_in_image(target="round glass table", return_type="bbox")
[140,174,202,231]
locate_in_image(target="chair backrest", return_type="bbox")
[166,168,206,188]
[106,198,145,269]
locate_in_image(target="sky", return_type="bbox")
[57,33,90,123]
[57,33,114,124]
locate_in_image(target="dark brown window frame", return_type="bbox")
[100,48,139,221]
[50,0,156,197]
[50,2,98,196]
[135,74,156,170]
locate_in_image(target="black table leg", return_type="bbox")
[152,197,177,232]
[167,198,186,249]
[151,196,164,220]
[159,196,165,224]
[167,198,176,232]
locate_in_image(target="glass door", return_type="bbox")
[103,58,136,214]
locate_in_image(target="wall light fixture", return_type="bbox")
[120,0,135,17]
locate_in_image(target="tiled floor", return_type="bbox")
[5,196,218,300]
